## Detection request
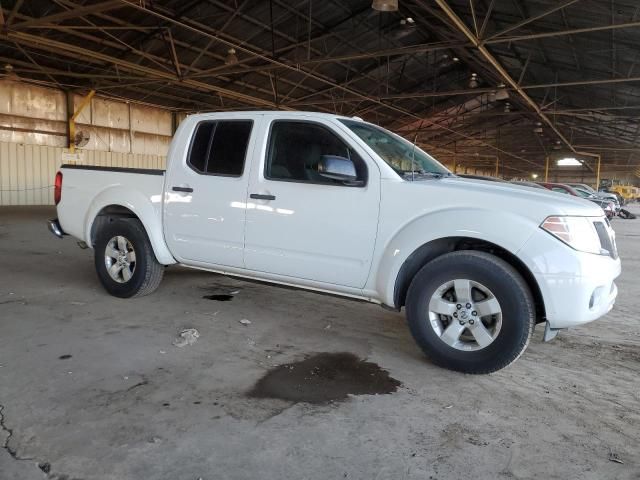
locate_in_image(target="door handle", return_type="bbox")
[250,193,276,200]
[172,186,194,193]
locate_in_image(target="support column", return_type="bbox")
[69,89,95,153]
[544,156,550,182]
[65,90,74,149]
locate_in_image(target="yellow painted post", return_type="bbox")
[544,156,550,182]
[595,154,601,191]
[69,89,95,153]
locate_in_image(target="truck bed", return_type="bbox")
[57,164,166,246]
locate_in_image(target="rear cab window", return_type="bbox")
[187,120,253,176]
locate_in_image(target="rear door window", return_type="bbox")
[187,120,253,176]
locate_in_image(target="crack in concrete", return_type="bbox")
[125,379,149,392]
[0,403,34,462]
[0,404,66,479]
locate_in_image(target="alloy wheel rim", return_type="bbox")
[427,279,502,351]
[104,235,136,283]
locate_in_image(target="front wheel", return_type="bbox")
[405,251,535,374]
[94,218,164,298]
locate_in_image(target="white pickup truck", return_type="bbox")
[49,111,621,373]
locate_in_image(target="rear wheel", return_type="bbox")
[405,251,535,374]
[94,218,164,298]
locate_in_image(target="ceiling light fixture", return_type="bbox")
[372,0,398,11]
[400,16,416,26]
[469,73,479,89]
[495,85,509,101]
[225,48,238,65]
[2,64,20,82]
[557,157,582,166]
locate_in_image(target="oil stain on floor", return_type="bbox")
[249,352,401,404]
[202,294,234,301]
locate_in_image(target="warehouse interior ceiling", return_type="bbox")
[1,0,640,177]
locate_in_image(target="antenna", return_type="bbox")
[411,121,424,180]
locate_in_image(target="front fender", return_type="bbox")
[372,207,538,306]
[84,186,176,265]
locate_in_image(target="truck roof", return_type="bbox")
[185,110,360,122]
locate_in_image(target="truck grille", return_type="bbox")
[593,220,618,259]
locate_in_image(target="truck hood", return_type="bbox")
[413,175,604,219]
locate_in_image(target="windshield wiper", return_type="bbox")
[400,171,449,180]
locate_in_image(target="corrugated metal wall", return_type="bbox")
[0,141,166,206]
[0,79,173,205]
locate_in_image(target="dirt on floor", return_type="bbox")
[0,206,639,480]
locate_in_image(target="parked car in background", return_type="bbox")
[573,187,620,214]
[601,188,625,206]
[538,182,616,218]
[461,176,547,190]
[574,189,618,219]
[48,111,621,374]
[457,174,507,182]
[567,183,620,205]
[537,182,580,196]
[509,181,547,190]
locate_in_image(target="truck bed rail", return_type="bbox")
[61,164,165,176]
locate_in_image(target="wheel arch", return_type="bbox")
[393,236,546,323]
[85,187,175,265]
[90,204,138,245]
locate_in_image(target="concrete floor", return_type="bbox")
[1,206,639,480]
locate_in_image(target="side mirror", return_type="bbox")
[317,155,359,183]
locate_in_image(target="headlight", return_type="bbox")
[540,216,604,255]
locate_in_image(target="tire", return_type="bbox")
[94,217,164,298]
[405,251,535,374]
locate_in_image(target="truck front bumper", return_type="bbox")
[518,227,621,330]
[47,218,66,239]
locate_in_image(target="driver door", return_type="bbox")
[243,118,380,288]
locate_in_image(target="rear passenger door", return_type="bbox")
[164,115,260,267]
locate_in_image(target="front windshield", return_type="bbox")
[340,119,450,179]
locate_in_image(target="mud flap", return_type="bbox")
[543,321,561,342]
